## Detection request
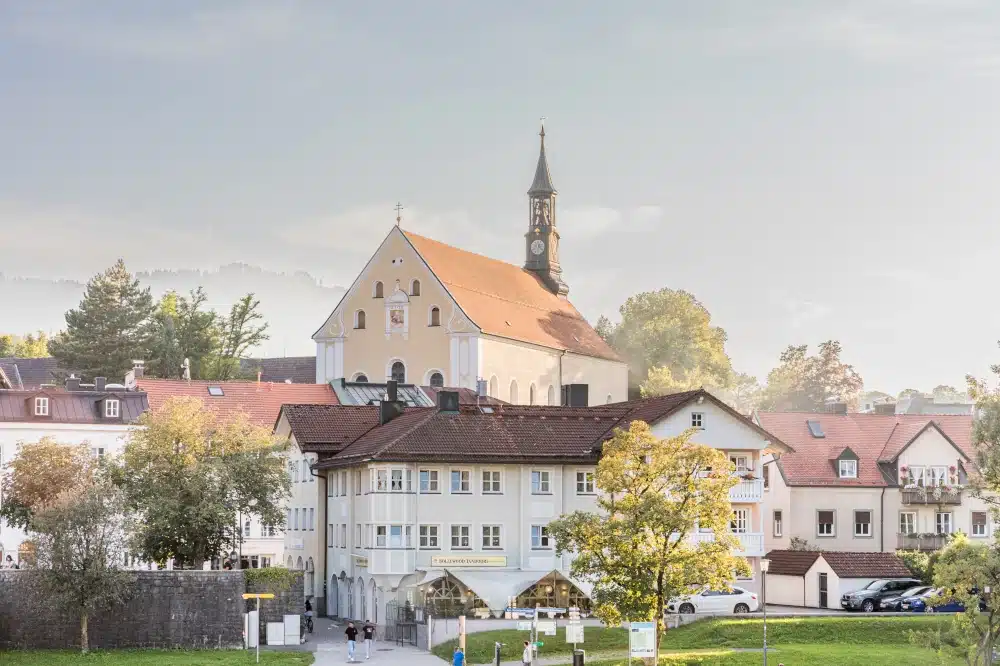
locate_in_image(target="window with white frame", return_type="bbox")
[531,470,551,494]
[482,470,502,494]
[293,509,300,531]
[341,470,349,496]
[907,466,926,487]
[104,399,120,418]
[420,469,439,493]
[286,509,291,531]
[839,459,857,479]
[34,397,48,416]
[375,470,388,492]
[763,465,770,490]
[450,524,471,549]
[328,524,334,546]
[309,508,315,531]
[450,469,471,493]
[243,519,251,538]
[482,525,502,549]
[899,511,916,535]
[730,455,749,473]
[854,510,872,537]
[341,524,347,547]
[936,512,953,535]
[731,508,749,533]
[691,412,703,428]
[91,447,105,458]
[389,525,403,548]
[265,525,276,537]
[576,471,595,494]
[375,526,387,548]
[354,469,361,495]
[773,510,783,537]
[817,510,835,536]
[531,525,552,549]
[329,475,336,497]
[390,469,404,491]
[363,524,371,548]
[419,525,439,548]
[929,466,948,486]
[973,511,989,537]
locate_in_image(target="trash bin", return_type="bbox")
[572,649,585,666]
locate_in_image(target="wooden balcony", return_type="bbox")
[897,533,948,551]
[901,487,962,506]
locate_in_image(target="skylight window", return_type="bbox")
[207,386,224,397]
[806,419,825,438]
[480,406,494,414]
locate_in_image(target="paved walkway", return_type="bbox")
[310,641,444,665]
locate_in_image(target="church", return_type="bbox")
[313,126,627,406]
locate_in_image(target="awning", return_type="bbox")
[445,570,550,611]
[414,568,447,586]
[512,570,596,601]
[569,577,594,599]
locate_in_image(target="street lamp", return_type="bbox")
[760,558,770,666]
[230,549,240,571]
[986,586,993,666]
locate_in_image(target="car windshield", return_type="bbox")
[862,581,885,590]
[900,586,925,597]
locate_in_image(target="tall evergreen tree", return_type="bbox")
[147,288,219,379]
[49,260,155,381]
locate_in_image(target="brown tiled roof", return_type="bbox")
[758,412,972,487]
[138,379,338,428]
[421,385,506,407]
[765,550,914,579]
[0,389,148,424]
[280,404,380,452]
[763,550,822,576]
[402,231,621,362]
[241,356,317,384]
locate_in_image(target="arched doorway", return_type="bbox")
[516,574,592,615]
[358,577,367,620]
[286,555,293,568]
[305,557,315,598]
[346,578,355,619]
[422,575,487,617]
[328,576,339,617]
[371,579,378,624]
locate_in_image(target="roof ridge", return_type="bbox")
[343,409,439,460]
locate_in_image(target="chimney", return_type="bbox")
[824,400,847,415]
[379,399,405,425]
[94,377,107,392]
[476,379,488,398]
[386,380,398,403]
[874,402,896,416]
[132,360,145,379]
[66,375,81,392]
[561,384,589,407]
[437,390,460,412]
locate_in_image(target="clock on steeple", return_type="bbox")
[524,120,569,297]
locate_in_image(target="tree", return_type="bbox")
[969,348,1000,509]
[0,439,95,531]
[598,289,733,393]
[49,259,155,381]
[116,396,289,568]
[641,368,762,415]
[758,341,864,412]
[203,293,269,380]
[548,421,750,656]
[147,288,219,379]
[0,331,50,358]
[30,480,134,653]
[933,385,968,403]
[898,388,925,399]
[912,534,1000,665]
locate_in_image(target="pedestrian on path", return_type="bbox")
[452,646,465,666]
[345,622,359,662]
[522,640,532,666]
[362,620,375,659]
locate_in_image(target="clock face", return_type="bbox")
[530,239,545,256]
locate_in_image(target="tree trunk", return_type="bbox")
[80,613,89,654]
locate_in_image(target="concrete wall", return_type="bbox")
[765,574,805,607]
[0,570,248,649]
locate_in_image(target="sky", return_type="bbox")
[2,0,1000,394]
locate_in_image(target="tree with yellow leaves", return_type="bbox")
[0,438,95,531]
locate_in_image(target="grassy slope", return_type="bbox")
[433,616,954,664]
[590,645,962,665]
[0,651,314,665]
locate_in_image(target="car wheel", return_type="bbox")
[862,599,876,613]
[734,603,750,614]
[679,603,695,615]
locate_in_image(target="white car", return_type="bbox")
[666,587,760,615]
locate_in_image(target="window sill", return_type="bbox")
[816,534,835,538]
[576,492,596,496]
[450,491,473,495]
[451,548,473,551]
[419,491,442,495]
[418,547,441,550]
[482,491,504,496]
[531,548,554,551]
[531,492,553,496]
[853,534,873,539]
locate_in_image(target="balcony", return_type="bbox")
[901,487,963,506]
[730,478,764,503]
[691,531,765,557]
[897,533,948,551]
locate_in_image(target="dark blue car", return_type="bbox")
[902,588,986,613]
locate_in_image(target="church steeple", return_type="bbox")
[524,120,569,297]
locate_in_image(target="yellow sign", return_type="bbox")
[242,593,275,599]
[353,555,369,568]
[431,555,507,567]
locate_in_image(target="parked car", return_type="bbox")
[905,588,987,613]
[880,585,933,611]
[899,587,938,612]
[667,587,760,614]
[841,578,923,612]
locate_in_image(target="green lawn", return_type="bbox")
[433,616,956,664]
[0,650,314,665]
[588,645,962,665]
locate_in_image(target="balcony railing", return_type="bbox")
[901,487,963,506]
[691,531,765,556]
[897,533,948,550]
[730,478,764,503]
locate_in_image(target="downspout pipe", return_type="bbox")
[880,486,886,553]
[310,461,328,617]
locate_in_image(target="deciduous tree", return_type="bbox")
[548,421,750,656]
[203,293,269,380]
[49,259,155,381]
[147,288,220,379]
[116,397,289,568]
[0,439,95,531]
[0,331,50,358]
[759,341,863,412]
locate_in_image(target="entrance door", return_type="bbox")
[819,573,828,608]
[328,577,339,617]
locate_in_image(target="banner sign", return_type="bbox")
[431,555,507,567]
[629,622,656,658]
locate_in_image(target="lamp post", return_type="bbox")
[760,558,770,666]
[986,585,993,666]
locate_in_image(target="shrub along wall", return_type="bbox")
[0,570,275,649]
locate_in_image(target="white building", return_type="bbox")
[276,387,790,619]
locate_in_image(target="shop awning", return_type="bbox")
[414,568,447,586]
[445,570,549,611]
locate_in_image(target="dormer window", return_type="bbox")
[105,399,120,419]
[34,397,49,416]
[839,459,857,479]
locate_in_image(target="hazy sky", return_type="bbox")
[3,0,1000,394]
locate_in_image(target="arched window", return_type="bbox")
[358,577,367,620]
[547,385,555,406]
[510,380,519,404]
[430,372,444,388]
[346,579,354,618]
[410,279,421,296]
[371,579,379,624]
[296,556,304,570]
[355,310,366,329]
[529,384,536,405]
[306,557,315,597]
[286,555,293,568]
[489,376,499,398]
[352,373,369,383]
[330,577,340,617]
[429,306,441,327]
[373,281,384,298]
[391,361,406,384]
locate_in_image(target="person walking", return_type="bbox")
[522,640,533,666]
[362,619,375,659]
[452,646,465,666]
[345,622,359,662]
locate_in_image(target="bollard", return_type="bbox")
[495,641,504,666]
[572,649,585,666]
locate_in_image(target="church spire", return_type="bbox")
[528,119,556,196]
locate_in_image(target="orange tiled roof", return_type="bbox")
[402,231,620,362]
[138,379,339,428]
